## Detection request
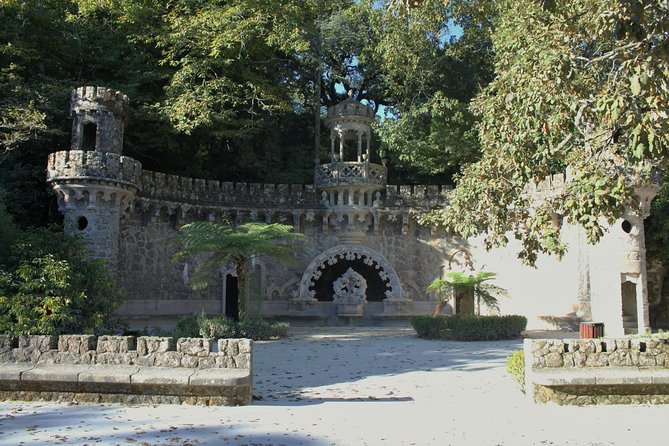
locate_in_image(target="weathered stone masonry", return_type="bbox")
[525,338,669,405]
[0,334,252,405]
[46,87,659,333]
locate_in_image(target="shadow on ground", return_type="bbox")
[252,327,523,405]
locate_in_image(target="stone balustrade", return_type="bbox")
[314,162,387,189]
[0,334,252,406]
[525,338,669,405]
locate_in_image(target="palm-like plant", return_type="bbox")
[170,222,307,316]
[428,271,506,317]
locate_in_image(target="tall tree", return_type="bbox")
[423,0,669,264]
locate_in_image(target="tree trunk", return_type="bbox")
[432,300,448,317]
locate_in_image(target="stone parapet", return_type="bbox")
[47,150,142,187]
[139,170,318,207]
[385,184,451,208]
[0,335,252,405]
[137,169,449,210]
[71,86,129,116]
[0,334,251,370]
[525,338,669,405]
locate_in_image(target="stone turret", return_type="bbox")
[315,97,386,243]
[47,87,141,271]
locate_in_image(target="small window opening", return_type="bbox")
[77,216,88,231]
[82,123,97,150]
[621,220,633,234]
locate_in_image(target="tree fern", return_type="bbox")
[170,222,307,315]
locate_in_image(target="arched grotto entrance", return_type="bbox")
[296,245,403,303]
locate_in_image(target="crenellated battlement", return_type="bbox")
[385,184,452,207]
[47,150,142,187]
[137,168,450,209]
[71,86,129,116]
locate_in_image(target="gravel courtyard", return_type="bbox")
[0,327,667,445]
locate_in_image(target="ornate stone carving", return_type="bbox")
[333,268,368,304]
[295,245,403,302]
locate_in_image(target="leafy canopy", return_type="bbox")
[423,0,669,264]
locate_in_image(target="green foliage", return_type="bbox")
[412,314,527,341]
[0,239,125,336]
[171,221,306,290]
[428,271,506,315]
[411,315,449,339]
[426,0,669,264]
[173,313,289,341]
[506,350,525,391]
[0,200,125,336]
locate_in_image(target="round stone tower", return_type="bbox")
[315,97,386,243]
[47,87,142,271]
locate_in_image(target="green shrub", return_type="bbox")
[412,314,527,341]
[172,313,290,340]
[506,350,525,392]
[444,314,527,341]
[411,315,449,338]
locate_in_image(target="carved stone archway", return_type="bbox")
[295,245,402,302]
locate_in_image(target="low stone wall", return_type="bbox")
[525,338,669,405]
[0,335,252,406]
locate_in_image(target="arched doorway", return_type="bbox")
[225,274,239,321]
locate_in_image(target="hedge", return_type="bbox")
[411,314,527,341]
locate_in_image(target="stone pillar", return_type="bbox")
[357,131,362,162]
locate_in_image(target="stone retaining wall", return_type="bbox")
[0,335,251,369]
[525,338,669,405]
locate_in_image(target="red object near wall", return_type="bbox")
[579,322,605,339]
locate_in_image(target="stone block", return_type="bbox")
[35,351,59,364]
[616,339,631,350]
[95,352,138,365]
[56,351,94,365]
[579,340,596,354]
[562,353,575,367]
[153,352,182,368]
[133,354,156,367]
[238,339,252,354]
[0,336,16,353]
[573,351,587,367]
[638,354,657,367]
[198,357,216,369]
[177,338,212,357]
[131,367,194,385]
[224,340,239,356]
[0,363,34,380]
[79,365,140,384]
[137,337,174,355]
[18,335,58,352]
[234,356,251,369]
[544,352,564,368]
[215,356,235,368]
[181,355,199,368]
[189,368,250,386]
[21,364,90,382]
[97,336,135,353]
[608,350,631,367]
[58,335,97,354]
